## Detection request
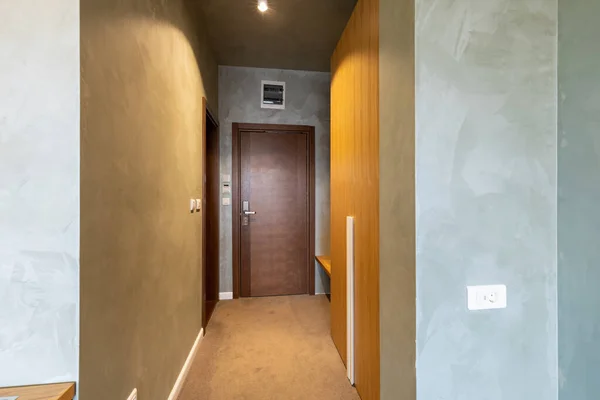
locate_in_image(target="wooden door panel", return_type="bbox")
[240,130,309,297]
[202,98,220,329]
[205,111,220,325]
[330,0,380,398]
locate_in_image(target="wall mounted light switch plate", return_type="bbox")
[467,284,507,311]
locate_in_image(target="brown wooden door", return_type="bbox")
[239,128,310,297]
[202,104,220,329]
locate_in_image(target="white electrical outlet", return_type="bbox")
[127,388,137,400]
[467,284,507,311]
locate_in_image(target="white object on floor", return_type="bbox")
[219,292,233,300]
[346,216,355,385]
[126,388,137,400]
[167,328,204,400]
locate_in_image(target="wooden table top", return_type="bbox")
[316,255,332,277]
[0,383,75,400]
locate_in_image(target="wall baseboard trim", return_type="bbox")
[127,388,138,400]
[167,328,204,400]
[219,292,233,300]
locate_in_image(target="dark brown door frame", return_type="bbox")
[232,123,316,299]
[202,97,219,329]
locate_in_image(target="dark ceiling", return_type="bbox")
[196,0,358,72]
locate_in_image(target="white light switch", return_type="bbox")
[467,284,507,311]
[196,199,202,211]
[222,197,231,206]
[190,199,196,212]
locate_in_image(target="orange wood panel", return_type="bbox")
[330,0,380,399]
[0,383,75,400]
[315,255,332,277]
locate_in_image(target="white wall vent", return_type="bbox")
[261,80,285,110]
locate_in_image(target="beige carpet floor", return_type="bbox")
[178,295,360,400]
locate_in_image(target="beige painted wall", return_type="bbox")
[80,0,217,398]
[379,0,416,399]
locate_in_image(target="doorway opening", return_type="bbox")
[202,98,220,329]
[231,123,316,298]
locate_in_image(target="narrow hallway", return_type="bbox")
[178,296,359,400]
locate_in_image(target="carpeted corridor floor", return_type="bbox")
[178,295,360,400]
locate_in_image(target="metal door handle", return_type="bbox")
[242,201,255,216]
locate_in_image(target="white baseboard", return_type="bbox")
[167,328,204,400]
[219,292,233,300]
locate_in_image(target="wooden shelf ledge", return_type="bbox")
[0,382,75,400]
[316,255,332,277]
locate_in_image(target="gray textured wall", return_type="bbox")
[558,1,600,398]
[218,66,331,294]
[0,0,80,387]
[415,1,558,398]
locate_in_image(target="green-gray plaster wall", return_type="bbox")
[558,0,600,399]
[415,1,558,398]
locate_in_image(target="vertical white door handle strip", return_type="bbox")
[346,216,355,385]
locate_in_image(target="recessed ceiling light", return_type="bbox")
[258,0,268,12]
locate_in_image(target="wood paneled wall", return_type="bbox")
[330,0,380,398]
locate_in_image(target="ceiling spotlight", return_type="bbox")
[258,0,268,12]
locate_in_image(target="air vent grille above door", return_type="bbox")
[261,80,285,110]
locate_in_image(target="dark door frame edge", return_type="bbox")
[202,97,219,330]
[232,122,316,299]
[205,99,218,129]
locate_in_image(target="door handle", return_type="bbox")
[242,201,255,215]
